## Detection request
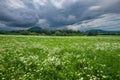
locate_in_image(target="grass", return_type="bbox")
[0,35,120,80]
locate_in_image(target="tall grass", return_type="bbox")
[0,35,120,80]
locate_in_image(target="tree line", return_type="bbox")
[0,27,120,36]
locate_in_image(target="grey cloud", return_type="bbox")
[0,0,39,27]
[0,0,120,31]
[66,13,120,31]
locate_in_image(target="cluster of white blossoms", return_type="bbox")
[95,42,120,51]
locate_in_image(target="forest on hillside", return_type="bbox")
[0,27,120,36]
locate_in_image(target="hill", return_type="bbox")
[0,27,120,36]
[84,29,120,35]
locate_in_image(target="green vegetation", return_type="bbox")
[0,35,120,80]
[0,27,120,36]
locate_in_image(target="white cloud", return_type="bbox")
[67,15,76,21]
[6,0,26,9]
[50,0,78,9]
[50,0,66,9]
[89,6,101,11]
[67,24,82,31]
[33,0,48,10]
[66,13,120,31]
[37,19,50,29]
[33,0,47,5]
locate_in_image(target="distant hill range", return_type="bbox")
[28,26,42,32]
[28,27,120,35]
[0,26,120,36]
[84,29,120,35]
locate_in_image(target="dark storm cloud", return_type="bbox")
[0,0,120,30]
[0,0,39,27]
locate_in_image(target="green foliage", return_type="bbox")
[0,36,120,80]
[0,28,120,36]
[87,31,98,36]
[54,31,61,36]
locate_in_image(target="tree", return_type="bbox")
[87,31,98,36]
[54,31,62,36]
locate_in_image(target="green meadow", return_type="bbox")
[0,35,120,80]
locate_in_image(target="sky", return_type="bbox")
[0,0,120,31]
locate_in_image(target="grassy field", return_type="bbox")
[0,35,120,80]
